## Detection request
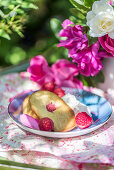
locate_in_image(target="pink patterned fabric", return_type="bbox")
[0,73,113,169]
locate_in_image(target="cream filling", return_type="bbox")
[62,93,91,116]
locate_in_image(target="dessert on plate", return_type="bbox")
[23,96,39,119]
[23,90,76,132]
[21,89,93,132]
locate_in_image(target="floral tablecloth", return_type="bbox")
[0,73,114,169]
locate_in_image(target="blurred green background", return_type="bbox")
[0,0,104,86]
[0,0,72,71]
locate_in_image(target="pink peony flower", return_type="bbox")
[27,55,54,85]
[27,55,83,88]
[99,35,114,56]
[57,19,88,55]
[71,42,103,76]
[52,59,83,88]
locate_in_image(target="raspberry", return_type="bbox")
[46,103,56,112]
[39,117,54,131]
[76,112,93,129]
[54,88,65,97]
[42,82,55,92]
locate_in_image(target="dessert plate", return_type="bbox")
[8,88,112,138]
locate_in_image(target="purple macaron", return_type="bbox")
[20,114,39,130]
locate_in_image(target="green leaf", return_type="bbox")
[0,0,38,40]
[50,18,62,40]
[87,30,98,46]
[79,71,104,87]
[21,2,38,9]
[28,3,38,9]
[0,10,4,17]
[70,8,86,19]
[84,76,96,87]
[78,74,89,86]
[69,15,78,23]
[92,71,105,83]
[69,16,87,26]
[69,0,89,11]
[70,0,85,6]
[14,29,24,37]
[70,7,88,15]
[0,30,10,40]
[84,0,95,7]
[0,1,9,7]
[15,8,24,14]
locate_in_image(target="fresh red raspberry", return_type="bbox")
[39,117,54,131]
[46,102,56,112]
[76,112,93,129]
[54,88,65,97]
[42,82,55,92]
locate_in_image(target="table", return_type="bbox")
[0,72,114,170]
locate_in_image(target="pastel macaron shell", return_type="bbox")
[20,114,39,130]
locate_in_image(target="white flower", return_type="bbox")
[86,0,114,39]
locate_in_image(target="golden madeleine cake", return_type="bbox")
[29,90,76,132]
[23,95,39,120]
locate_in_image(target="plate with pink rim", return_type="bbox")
[8,88,112,138]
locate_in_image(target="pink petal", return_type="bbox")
[30,55,48,66]
[20,114,39,130]
[27,55,55,85]
[52,59,79,86]
[98,50,113,58]
[62,19,74,28]
[91,41,99,57]
[99,35,114,56]
[27,65,44,77]
[105,41,114,51]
